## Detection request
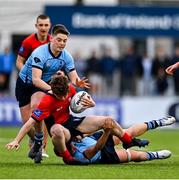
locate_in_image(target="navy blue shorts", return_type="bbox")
[91,131,120,164]
[15,77,43,107]
[44,115,85,138]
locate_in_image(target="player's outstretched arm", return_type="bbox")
[5,118,36,150]
[68,70,91,89]
[165,62,179,75]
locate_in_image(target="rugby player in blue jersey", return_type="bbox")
[69,116,175,164]
[15,24,90,163]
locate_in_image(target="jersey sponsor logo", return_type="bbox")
[33,109,42,118]
[34,57,41,63]
[19,46,24,53]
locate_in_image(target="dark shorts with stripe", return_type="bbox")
[91,131,120,164]
[15,77,43,107]
[44,115,85,138]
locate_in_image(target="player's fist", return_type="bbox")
[103,118,115,131]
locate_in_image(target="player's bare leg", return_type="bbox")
[116,149,171,163]
[76,116,149,149]
[113,116,176,145]
[51,124,84,164]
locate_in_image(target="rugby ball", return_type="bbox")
[70,91,90,113]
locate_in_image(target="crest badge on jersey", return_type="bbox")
[34,57,41,63]
[33,109,42,118]
[19,46,24,53]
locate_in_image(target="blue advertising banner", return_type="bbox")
[45,5,179,37]
[0,97,121,126]
[0,97,22,126]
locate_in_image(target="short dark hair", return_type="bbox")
[36,14,50,23]
[51,24,70,36]
[50,74,69,97]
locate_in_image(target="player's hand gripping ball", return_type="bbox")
[70,91,90,113]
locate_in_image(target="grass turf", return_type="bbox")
[0,127,179,179]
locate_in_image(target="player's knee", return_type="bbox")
[50,124,64,138]
[103,117,116,129]
[106,117,115,124]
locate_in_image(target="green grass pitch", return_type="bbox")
[0,127,179,179]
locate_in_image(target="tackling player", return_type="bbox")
[16,14,51,71]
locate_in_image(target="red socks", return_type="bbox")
[58,149,73,161]
[120,132,132,144]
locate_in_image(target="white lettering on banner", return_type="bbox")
[72,13,106,28]
[0,102,21,122]
[72,13,179,30]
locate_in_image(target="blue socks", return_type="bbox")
[146,152,159,160]
[34,132,43,146]
[145,120,160,130]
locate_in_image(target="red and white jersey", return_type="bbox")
[18,33,51,59]
[31,84,76,124]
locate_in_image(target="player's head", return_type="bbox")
[50,73,69,99]
[50,24,70,52]
[35,14,51,37]
[51,24,70,36]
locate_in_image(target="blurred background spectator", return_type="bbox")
[119,47,139,96]
[137,52,154,96]
[86,50,102,97]
[0,46,15,95]
[100,47,118,96]
[151,47,170,95]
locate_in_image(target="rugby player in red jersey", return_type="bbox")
[6,72,149,164]
[15,14,51,157]
[16,14,51,71]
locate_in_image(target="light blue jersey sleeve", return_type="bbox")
[61,49,75,73]
[31,46,47,70]
[19,44,49,83]
[72,137,101,164]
